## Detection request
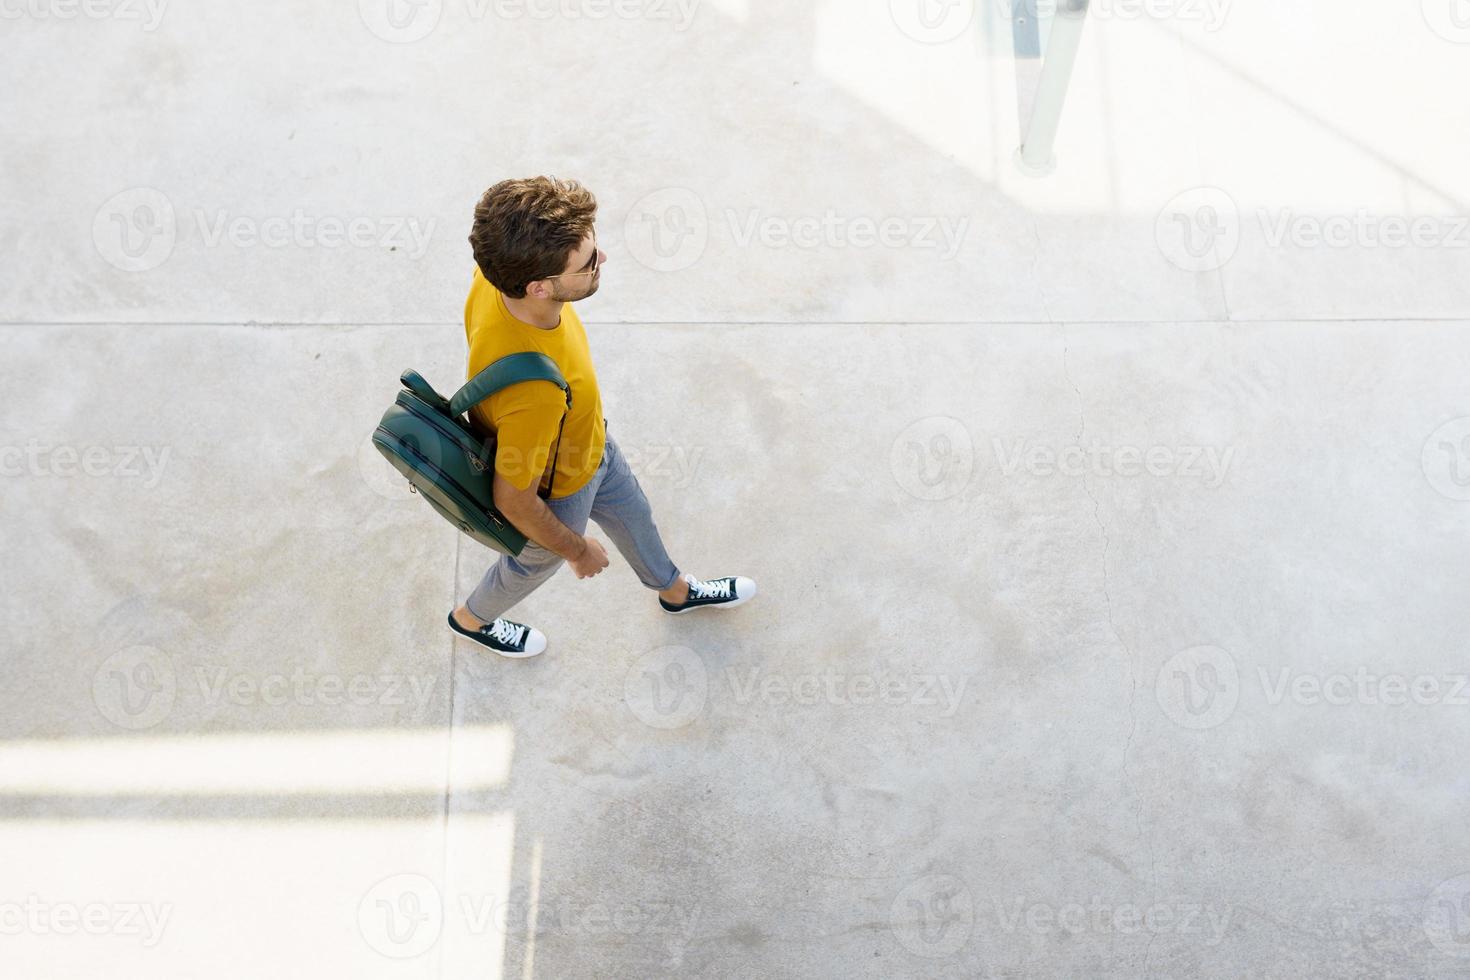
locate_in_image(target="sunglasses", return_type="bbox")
[543,234,601,281]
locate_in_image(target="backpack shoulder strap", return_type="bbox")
[448,351,571,417]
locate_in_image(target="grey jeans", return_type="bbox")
[466,428,681,622]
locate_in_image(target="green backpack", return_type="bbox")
[372,353,570,556]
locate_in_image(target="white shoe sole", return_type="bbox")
[662,578,757,614]
[447,613,547,658]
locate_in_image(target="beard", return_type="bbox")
[552,273,599,303]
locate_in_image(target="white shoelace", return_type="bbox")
[488,619,526,646]
[689,577,731,600]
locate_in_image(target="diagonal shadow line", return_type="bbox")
[1162,23,1469,212]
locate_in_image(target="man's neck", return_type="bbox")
[504,294,563,330]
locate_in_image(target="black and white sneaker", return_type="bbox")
[447,611,548,658]
[659,574,758,614]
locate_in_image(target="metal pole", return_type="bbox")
[1017,0,1089,176]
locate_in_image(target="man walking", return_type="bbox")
[447,176,756,657]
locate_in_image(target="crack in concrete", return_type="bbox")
[435,530,461,979]
[1061,342,1160,974]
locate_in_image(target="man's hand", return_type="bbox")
[569,536,609,579]
[493,470,608,576]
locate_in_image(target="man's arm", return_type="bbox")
[491,471,581,559]
[483,383,610,578]
[492,472,609,578]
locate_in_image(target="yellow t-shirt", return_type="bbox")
[463,268,606,499]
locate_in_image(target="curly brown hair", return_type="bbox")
[468,176,598,298]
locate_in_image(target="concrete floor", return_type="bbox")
[4,1,1470,978]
